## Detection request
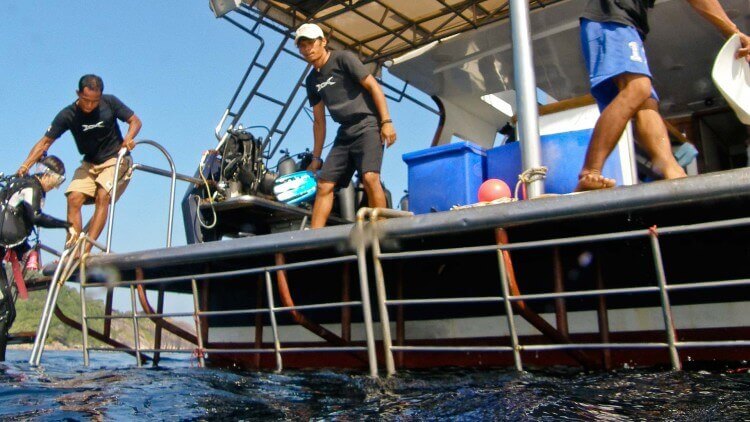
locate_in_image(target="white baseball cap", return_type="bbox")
[295,23,325,45]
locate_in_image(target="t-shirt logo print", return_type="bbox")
[316,76,336,92]
[82,121,105,132]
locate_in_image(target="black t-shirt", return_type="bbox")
[306,50,379,137]
[45,94,134,164]
[582,0,654,38]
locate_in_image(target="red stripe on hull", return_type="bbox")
[206,326,750,371]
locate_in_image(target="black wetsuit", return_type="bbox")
[0,176,69,249]
[0,176,69,360]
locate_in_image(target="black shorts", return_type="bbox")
[319,127,383,187]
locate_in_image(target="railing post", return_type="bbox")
[134,140,177,248]
[497,242,523,371]
[354,213,380,378]
[153,286,165,367]
[264,271,283,372]
[552,247,569,336]
[129,283,142,367]
[370,221,396,376]
[648,226,682,371]
[191,279,206,368]
[79,244,90,367]
[106,148,128,253]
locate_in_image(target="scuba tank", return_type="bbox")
[355,178,393,209]
[277,149,297,177]
[399,191,409,212]
[336,181,356,222]
[260,171,277,195]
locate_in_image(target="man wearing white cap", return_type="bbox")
[295,23,397,228]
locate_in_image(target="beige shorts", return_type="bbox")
[66,156,133,202]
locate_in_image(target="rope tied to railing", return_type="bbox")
[515,166,548,200]
[649,225,659,238]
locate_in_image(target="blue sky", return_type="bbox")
[1,2,437,310]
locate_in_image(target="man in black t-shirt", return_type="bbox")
[16,74,142,251]
[576,0,749,191]
[296,23,397,228]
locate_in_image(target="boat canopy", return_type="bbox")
[244,0,565,62]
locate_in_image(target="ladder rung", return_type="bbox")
[282,48,304,60]
[255,63,267,70]
[256,92,286,106]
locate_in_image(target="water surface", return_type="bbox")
[1,351,749,420]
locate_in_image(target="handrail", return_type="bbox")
[357,207,413,376]
[106,147,128,253]
[372,215,750,374]
[70,235,379,375]
[106,140,178,253]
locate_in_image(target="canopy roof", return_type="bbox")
[244,0,565,62]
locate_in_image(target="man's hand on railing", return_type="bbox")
[123,136,137,151]
[65,226,79,249]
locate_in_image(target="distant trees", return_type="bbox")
[11,286,193,350]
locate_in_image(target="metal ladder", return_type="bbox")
[214,4,311,162]
[29,141,185,366]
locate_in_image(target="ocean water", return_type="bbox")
[1,350,750,421]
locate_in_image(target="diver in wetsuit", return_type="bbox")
[0,155,71,360]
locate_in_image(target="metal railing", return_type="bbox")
[371,214,750,375]
[76,249,378,374]
[29,198,750,376]
[30,140,188,366]
[107,140,178,252]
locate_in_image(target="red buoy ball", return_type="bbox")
[478,179,511,202]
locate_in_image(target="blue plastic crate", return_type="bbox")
[486,129,623,194]
[402,141,486,214]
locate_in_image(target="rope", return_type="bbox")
[450,166,549,210]
[649,225,659,238]
[514,166,548,200]
[451,196,516,210]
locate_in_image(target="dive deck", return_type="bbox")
[74,168,750,372]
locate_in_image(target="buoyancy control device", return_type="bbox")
[220,129,266,196]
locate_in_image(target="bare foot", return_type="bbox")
[657,162,687,180]
[574,170,616,192]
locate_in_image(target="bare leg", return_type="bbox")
[576,73,653,191]
[311,180,336,229]
[84,187,112,253]
[633,99,687,179]
[66,192,87,246]
[362,172,386,208]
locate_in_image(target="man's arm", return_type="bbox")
[685,0,749,59]
[17,136,56,175]
[122,114,142,151]
[360,75,397,147]
[307,101,327,171]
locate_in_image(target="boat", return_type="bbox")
[21,0,750,375]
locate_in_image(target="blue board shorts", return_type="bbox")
[580,19,658,110]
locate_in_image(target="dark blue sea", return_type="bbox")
[2,350,750,420]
